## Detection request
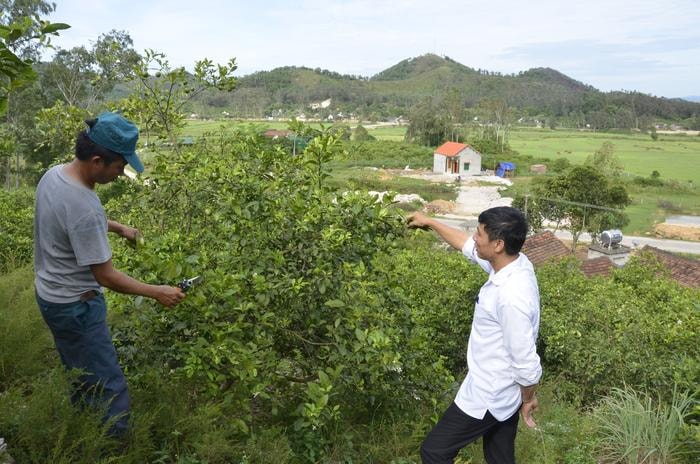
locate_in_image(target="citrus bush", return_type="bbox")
[536,256,699,405]
[104,127,455,458]
[0,189,34,273]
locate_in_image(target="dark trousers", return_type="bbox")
[36,292,130,437]
[421,402,519,464]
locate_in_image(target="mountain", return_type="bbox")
[371,54,477,81]
[682,96,700,103]
[194,54,700,128]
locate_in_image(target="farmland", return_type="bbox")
[508,128,700,182]
[181,120,700,236]
[183,120,700,183]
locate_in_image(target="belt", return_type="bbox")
[79,290,100,302]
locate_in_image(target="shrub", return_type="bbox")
[551,157,571,173]
[337,140,433,169]
[0,267,53,388]
[0,189,34,274]
[537,257,699,405]
[104,126,452,458]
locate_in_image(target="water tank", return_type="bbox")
[600,229,623,247]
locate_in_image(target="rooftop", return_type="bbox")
[638,245,700,288]
[581,256,615,277]
[435,142,469,157]
[522,230,571,266]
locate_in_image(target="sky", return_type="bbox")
[46,0,700,99]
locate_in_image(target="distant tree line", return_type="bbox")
[190,55,700,133]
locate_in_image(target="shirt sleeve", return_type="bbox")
[497,284,542,387]
[461,236,493,274]
[68,212,112,266]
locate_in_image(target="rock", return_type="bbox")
[0,438,15,464]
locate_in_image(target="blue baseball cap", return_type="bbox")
[87,112,144,173]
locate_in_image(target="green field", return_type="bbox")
[182,119,700,183]
[182,119,324,137]
[366,125,407,141]
[184,121,699,184]
[182,119,409,141]
[509,128,700,183]
[183,119,286,137]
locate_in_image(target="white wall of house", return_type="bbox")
[459,147,481,175]
[433,154,447,173]
[432,148,481,175]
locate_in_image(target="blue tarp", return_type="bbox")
[496,162,516,177]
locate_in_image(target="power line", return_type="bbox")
[524,194,624,212]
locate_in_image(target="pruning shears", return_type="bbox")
[177,275,202,292]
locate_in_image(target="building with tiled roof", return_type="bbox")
[433,142,481,176]
[521,231,700,287]
[581,256,615,277]
[263,129,292,139]
[638,246,700,288]
[521,230,571,266]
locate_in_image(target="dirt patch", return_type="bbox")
[425,200,455,214]
[654,223,700,241]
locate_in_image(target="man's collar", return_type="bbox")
[488,253,523,286]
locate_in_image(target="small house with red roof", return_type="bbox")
[433,142,481,176]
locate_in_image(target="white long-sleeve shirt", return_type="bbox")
[454,237,542,421]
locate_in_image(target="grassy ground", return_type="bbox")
[0,266,600,463]
[366,125,407,141]
[182,119,326,137]
[183,121,699,183]
[624,183,700,235]
[505,176,700,236]
[508,128,700,183]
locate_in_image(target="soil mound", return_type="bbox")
[654,223,700,241]
[425,200,455,214]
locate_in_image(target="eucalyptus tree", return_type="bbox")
[41,30,141,109]
[0,0,68,187]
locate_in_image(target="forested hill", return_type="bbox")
[203,54,700,128]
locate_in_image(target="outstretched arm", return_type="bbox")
[90,259,185,307]
[406,212,469,251]
[107,219,139,241]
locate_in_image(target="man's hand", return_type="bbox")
[520,395,539,428]
[152,285,186,307]
[108,220,139,242]
[120,225,140,242]
[406,212,432,230]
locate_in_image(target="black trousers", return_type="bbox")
[421,402,519,464]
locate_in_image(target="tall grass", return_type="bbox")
[0,266,55,386]
[592,386,695,464]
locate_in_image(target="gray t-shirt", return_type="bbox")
[34,165,112,303]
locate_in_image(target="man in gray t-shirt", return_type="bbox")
[34,112,185,438]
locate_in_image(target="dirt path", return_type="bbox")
[400,171,514,216]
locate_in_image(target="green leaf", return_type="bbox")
[324,299,345,308]
[40,22,70,34]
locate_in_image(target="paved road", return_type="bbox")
[434,216,700,255]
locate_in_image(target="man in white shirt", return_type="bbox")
[407,206,541,464]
